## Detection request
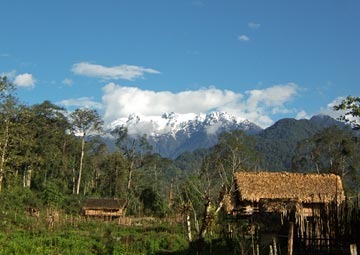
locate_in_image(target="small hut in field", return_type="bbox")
[83,198,127,219]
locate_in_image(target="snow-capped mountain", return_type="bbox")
[106,112,262,158]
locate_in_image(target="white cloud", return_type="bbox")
[62,78,73,86]
[205,122,223,135]
[295,110,310,120]
[101,82,300,128]
[238,35,250,42]
[14,73,36,88]
[248,22,261,29]
[245,83,298,108]
[72,62,160,81]
[59,97,103,110]
[102,83,240,121]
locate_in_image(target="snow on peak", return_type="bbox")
[107,111,250,137]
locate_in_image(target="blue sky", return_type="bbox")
[1,0,359,127]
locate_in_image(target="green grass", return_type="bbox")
[0,219,190,255]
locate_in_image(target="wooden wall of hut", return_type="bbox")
[294,198,360,254]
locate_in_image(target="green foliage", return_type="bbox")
[95,152,128,197]
[70,108,104,136]
[292,126,360,194]
[61,195,83,215]
[0,76,15,101]
[0,186,41,229]
[41,181,65,208]
[140,187,166,217]
[214,130,260,172]
[334,95,360,130]
[255,117,343,170]
[174,149,209,174]
[0,221,189,255]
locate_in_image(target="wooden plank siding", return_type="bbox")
[83,198,127,218]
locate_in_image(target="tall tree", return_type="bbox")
[6,104,36,188]
[70,108,103,195]
[28,101,73,190]
[0,76,17,192]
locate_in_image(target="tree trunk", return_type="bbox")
[72,168,76,194]
[76,136,85,195]
[0,120,9,193]
[127,160,134,191]
[23,166,32,188]
[350,244,358,255]
[288,222,294,255]
[192,205,200,233]
[121,160,135,217]
[186,214,192,242]
[199,200,211,240]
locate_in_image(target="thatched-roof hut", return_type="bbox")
[227,172,347,249]
[83,198,127,218]
[231,172,345,216]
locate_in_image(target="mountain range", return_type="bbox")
[106,112,262,158]
[105,112,344,165]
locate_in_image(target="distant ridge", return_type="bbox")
[103,113,345,163]
[255,114,345,171]
[106,111,262,158]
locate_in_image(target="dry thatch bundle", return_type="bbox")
[222,194,234,213]
[234,172,345,204]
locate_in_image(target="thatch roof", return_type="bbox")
[234,172,345,204]
[83,198,127,210]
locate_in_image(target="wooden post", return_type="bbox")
[288,222,294,255]
[350,244,358,255]
[186,214,192,242]
[273,237,278,255]
[269,245,274,255]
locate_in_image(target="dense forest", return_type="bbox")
[1,76,360,254]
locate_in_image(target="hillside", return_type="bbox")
[255,114,344,170]
[105,112,344,170]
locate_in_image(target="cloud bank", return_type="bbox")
[102,83,299,127]
[72,62,160,80]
